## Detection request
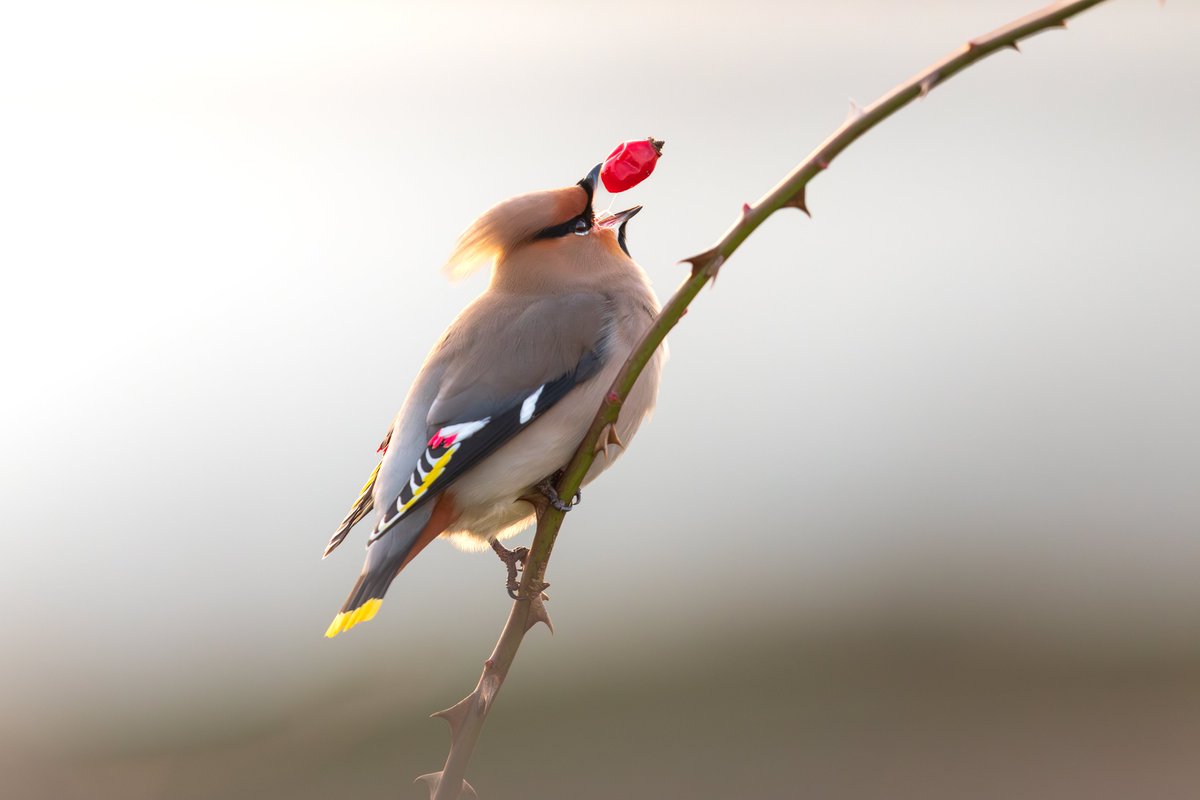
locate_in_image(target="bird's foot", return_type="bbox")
[490,539,529,599]
[536,476,581,513]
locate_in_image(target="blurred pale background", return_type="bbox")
[2,1,1199,798]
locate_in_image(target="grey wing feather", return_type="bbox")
[368,291,614,540]
[426,292,612,424]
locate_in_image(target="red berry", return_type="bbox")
[600,137,664,193]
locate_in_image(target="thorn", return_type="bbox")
[525,590,554,634]
[741,202,752,216]
[783,186,811,217]
[1050,19,1068,29]
[607,425,624,450]
[966,39,980,51]
[683,247,725,283]
[846,97,865,121]
[414,772,440,798]
[918,72,940,98]
[1007,40,1021,53]
[416,772,478,800]
[431,694,476,740]
[594,422,625,462]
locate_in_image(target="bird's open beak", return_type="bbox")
[578,163,602,202]
[595,205,642,229]
[579,162,641,232]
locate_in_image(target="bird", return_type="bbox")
[322,161,664,637]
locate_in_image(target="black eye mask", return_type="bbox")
[533,212,592,240]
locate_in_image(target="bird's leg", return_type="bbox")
[490,539,529,599]
[536,472,581,513]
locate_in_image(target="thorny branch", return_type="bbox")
[422,2,1116,797]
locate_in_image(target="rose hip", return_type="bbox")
[600,137,664,193]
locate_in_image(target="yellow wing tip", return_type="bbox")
[358,461,382,495]
[324,598,383,638]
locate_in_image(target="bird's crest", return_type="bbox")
[443,186,587,280]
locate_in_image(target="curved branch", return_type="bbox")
[424,2,1114,796]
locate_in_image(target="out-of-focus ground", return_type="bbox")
[10,622,1200,799]
[3,1,1200,798]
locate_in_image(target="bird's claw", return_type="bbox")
[537,478,581,513]
[490,540,529,598]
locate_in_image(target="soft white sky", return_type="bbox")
[1,0,1197,754]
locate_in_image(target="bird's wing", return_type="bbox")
[323,427,393,558]
[370,291,613,542]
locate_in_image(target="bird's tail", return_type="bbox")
[324,570,391,637]
[324,501,444,638]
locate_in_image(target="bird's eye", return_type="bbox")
[573,218,590,236]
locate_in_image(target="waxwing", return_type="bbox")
[323,161,663,637]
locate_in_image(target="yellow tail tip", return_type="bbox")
[324,598,383,638]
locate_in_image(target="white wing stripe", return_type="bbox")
[519,385,545,424]
[439,417,490,441]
